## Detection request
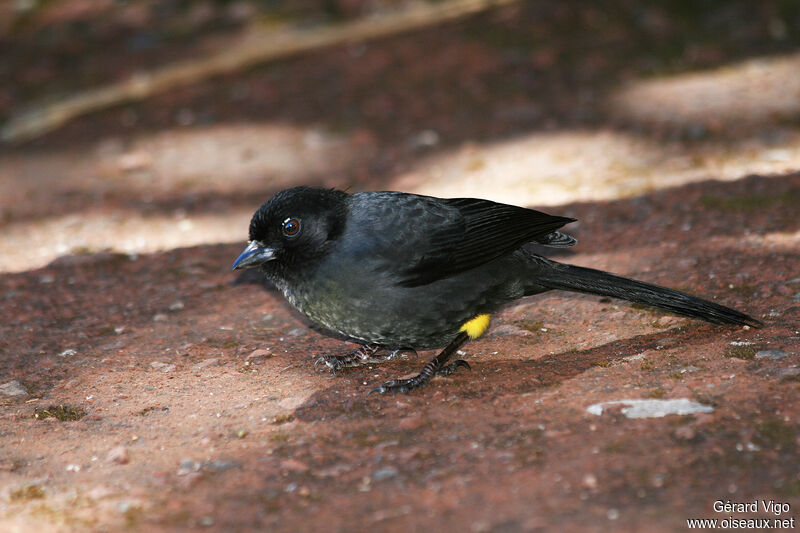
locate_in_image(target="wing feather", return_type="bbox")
[399,196,575,287]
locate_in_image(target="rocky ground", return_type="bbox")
[1,1,799,531]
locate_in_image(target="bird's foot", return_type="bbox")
[315,343,380,373]
[369,331,471,394]
[368,359,470,394]
[315,345,416,374]
[437,359,471,376]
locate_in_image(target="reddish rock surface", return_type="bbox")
[1,2,799,531]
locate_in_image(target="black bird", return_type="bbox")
[233,186,761,394]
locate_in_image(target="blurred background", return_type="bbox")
[1,0,800,272]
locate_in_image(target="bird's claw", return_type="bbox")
[368,359,470,395]
[315,344,393,375]
[314,355,342,374]
[437,359,470,376]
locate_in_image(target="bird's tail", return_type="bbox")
[531,257,762,327]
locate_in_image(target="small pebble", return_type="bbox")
[177,343,194,355]
[623,352,646,361]
[280,459,309,473]
[410,129,439,148]
[153,314,168,322]
[193,358,218,370]
[315,464,352,478]
[656,337,677,349]
[587,398,713,418]
[246,349,272,361]
[107,446,130,465]
[655,316,681,327]
[150,362,175,372]
[202,460,241,472]
[489,324,534,337]
[0,380,28,397]
[169,301,185,311]
[755,349,789,360]
[372,467,399,481]
[178,459,201,474]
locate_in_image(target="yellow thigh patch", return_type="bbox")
[459,314,491,339]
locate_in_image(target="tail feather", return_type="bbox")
[534,259,762,328]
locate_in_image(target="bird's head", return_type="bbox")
[232,186,348,272]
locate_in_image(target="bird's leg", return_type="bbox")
[369,331,471,394]
[315,344,416,374]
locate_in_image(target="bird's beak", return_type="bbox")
[232,241,276,270]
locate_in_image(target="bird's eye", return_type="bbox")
[282,217,301,237]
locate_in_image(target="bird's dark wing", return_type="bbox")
[390,198,575,287]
